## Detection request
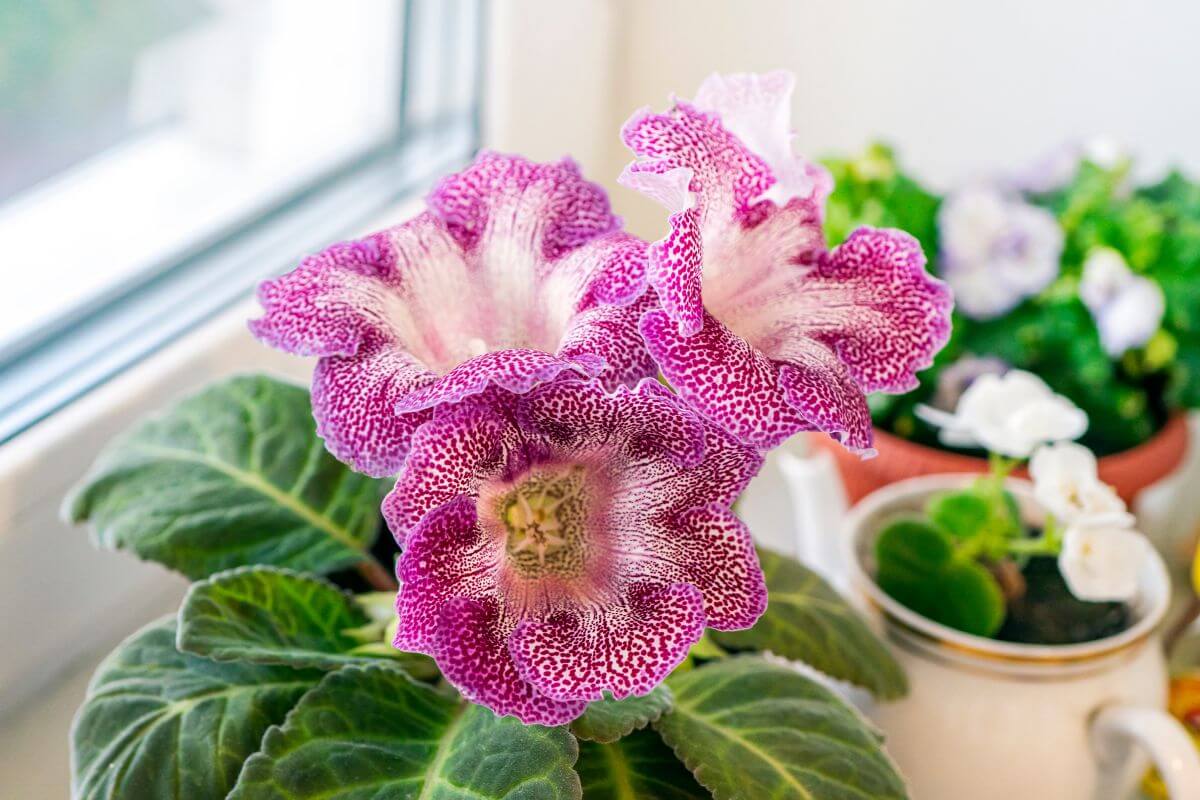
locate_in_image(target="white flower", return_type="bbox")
[917,370,1088,458]
[1029,442,1133,527]
[937,186,1064,320]
[1080,248,1165,356]
[1058,524,1147,601]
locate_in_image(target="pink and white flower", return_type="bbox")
[1080,247,1165,357]
[937,185,1063,320]
[250,152,655,476]
[383,379,766,725]
[620,71,952,453]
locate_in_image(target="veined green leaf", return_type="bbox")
[656,656,907,800]
[571,686,673,744]
[177,566,432,675]
[230,665,582,799]
[71,618,321,800]
[577,729,708,799]
[66,375,386,579]
[712,548,907,699]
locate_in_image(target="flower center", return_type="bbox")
[496,465,591,579]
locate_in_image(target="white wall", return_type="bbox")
[488,0,1200,238]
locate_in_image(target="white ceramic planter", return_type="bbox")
[843,474,1200,800]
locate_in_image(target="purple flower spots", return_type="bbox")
[383,379,766,725]
[250,152,655,476]
[621,72,953,453]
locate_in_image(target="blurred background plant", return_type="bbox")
[825,143,1200,456]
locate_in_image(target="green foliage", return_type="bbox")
[874,517,1006,637]
[825,143,1200,454]
[71,618,322,800]
[66,375,386,579]
[178,566,432,675]
[68,376,913,799]
[230,665,582,799]
[823,143,941,255]
[711,547,907,699]
[571,686,674,744]
[656,656,908,800]
[577,729,709,799]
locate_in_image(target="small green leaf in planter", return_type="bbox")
[230,665,582,800]
[711,547,907,699]
[875,517,1005,637]
[178,566,433,675]
[66,375,386,579]
[926,488,1021,543]
[72,618,321,800]
[577,728,709,800]
[571,686,673,743]
[656,655,908,800]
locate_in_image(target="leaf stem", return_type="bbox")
[356,557,399,592]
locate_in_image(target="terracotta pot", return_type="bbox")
[811,413,1189,506]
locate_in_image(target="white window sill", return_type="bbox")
[0,198,421,761]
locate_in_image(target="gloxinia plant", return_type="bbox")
[64,71,952,800]
[620,71,952,453]
[825,142,1200,455]
[876,369,1151,639]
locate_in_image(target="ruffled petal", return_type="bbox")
[776,341,875,454]
[557,293,659,392]
[393,496,498,653]
[253,153,655,474]
[618,504,767,630]
[566,232,650,310]
[622,101,773,225]
[692,70,814,206]
[805,228,952,393]
[621,99,772,336]
[392,349,603,415]
[640,309,808,449]
[310,332,435,477]
[383,401,508,545]
[519,378,707,469]
[428,150,620,261]
[509,582,705,702]
[249,232,403,358]
[434,596,588,726]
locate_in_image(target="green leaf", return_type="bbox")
[571,686,674,743]
[711,548,906,700]
[230,664,582,799]
[177,566,431,675]
[71,618,321,800]
[925,490,992,540]
[577,729,709,799]
[66,375,386,579]
[875,518,1005,637]
[656,656,907,800]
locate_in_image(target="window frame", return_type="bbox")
[0,0,484,445]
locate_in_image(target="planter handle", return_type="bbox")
[1090,704,1200,799]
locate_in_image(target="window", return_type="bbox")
[0,0,483,442]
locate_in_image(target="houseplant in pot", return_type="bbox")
[839,369,1200,799]
[813,143,1198,504]
[62,71,960,800]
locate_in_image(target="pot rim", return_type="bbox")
[844,474,1171,666]
[871,412,1188,467]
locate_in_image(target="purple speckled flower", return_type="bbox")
[383,378,765,725]
[250,152,655,476]
[620,71,952,454]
